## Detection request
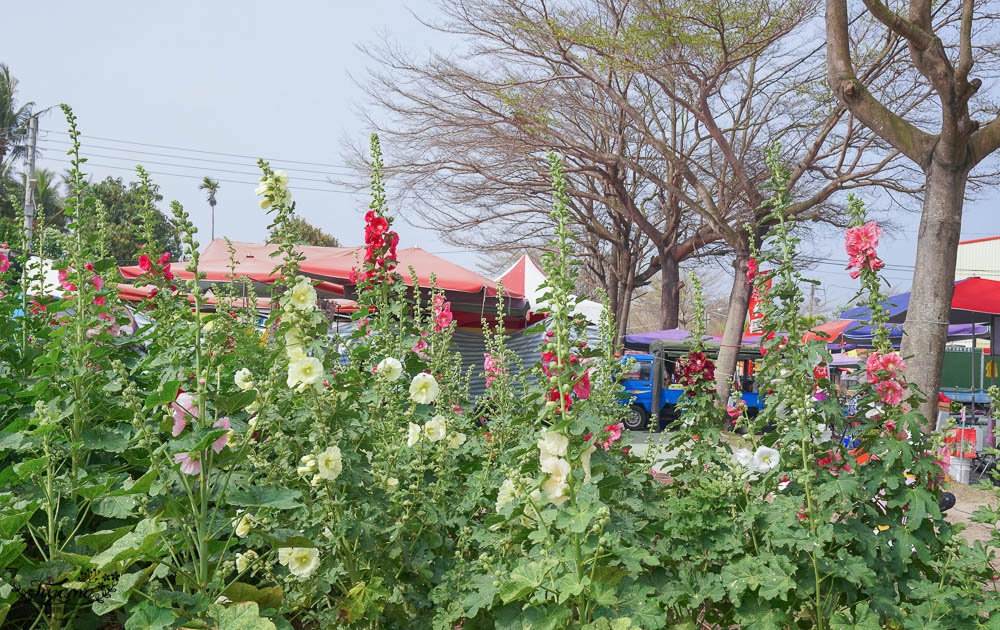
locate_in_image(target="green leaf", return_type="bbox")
[227,487,302,510]
[81,426,130,453]
[109,470,158,497]
[218,390,258,415]
[208,602,277,630]
[144,380,181,409]
[499,558,558,605]
[92,495,137,519]
[0,432,24,451]
[93,570,145,615]
[223,582,283,609]
[125,603,173,630]
[831,601,881,630]
[0,539,26,570]
[77,526,133,551]
[13,457,46,479]
[92,519,165,569]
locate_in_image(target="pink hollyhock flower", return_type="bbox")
[778,475,790,491]
[412,339,428,354]
[174,452,201,476]
[94,296,105,307]
[212,417,232,453]
[746,257,759,284]
[865,353,883,384]
[879,352,905,375]
[797,506,808,520]
[0,252,10,273]
[171,392,199,436]
[91,275,104,290]
[876,379,904,405]
[726,404,742,419]
[574,370,591,400]
[138,254,152,272]
[600,423,623,450]
[57,269,77,292]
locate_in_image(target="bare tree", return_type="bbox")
[827,0,1000,429]
[428,0,926,404]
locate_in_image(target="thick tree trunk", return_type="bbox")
[900,161,969,433]
[660,252,680,330]
[715,252,752,407]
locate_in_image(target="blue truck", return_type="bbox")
[618,353,761,430]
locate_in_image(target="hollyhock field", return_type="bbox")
[0,113,997,629]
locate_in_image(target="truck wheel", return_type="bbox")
[624,405,649,431]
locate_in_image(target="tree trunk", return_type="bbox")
[616,262,635,351]
[715,252,752,407]
[900,160,969,433]
[660,252,680,329]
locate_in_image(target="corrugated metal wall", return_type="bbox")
[955,238,1000,281]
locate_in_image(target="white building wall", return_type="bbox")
[955,238,1000,282]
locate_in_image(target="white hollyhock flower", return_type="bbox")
[423,415,447,442]
[537,431,569,459]
[287,356,323,390]
[447,431,467,449]
[386,477,399,491]
[288,276,317,311]
[541,457,571,506]
[317,445,343,481]
[376,357,403,382]
[750,446,780,474]
[496,478,517,513]
[580,443,597,484]
[280,547,320,580]
[232,511,252,538]
[732,448,752,468]
[285,328,304,357]
[409,373,440,404]
[406,422,422,447]
[234,368,254,391]
[814,423,832,445]
[236,550,258,573]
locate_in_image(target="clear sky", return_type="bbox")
[3,0,998,316]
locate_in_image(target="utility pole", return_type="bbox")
[808,283,815,321]
[22,115,38,244]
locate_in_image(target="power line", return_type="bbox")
[36,135,356,177]
[38,157,366,196]
[35,127,357,170]
[36,139,340,184]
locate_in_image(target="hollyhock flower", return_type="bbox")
[91,275,104,290]
[288,276,318,311]
[280,547,320,580]
[496,478,517,513]
[581,443,597,484]
[541,456,571,506]
[423,415,448,442]
[746,257,759,283]
[138,254,152,272]
[412,339,429,355]
[409,373,440,404]
[386,477,399,491]
[876,379,905,405]
[447,431,467,449]
[815,423,832,444]
[235,368,254,391]
[93,296,105,307]
[798,507,808,520]
[549,387,572,412]
[174,452,201,476]
[57,269,77,291]
[232,511,253,537]
[778,475,791,491]
[574,370,592,400]
[732,448,752,468]
[212,417,231,453]
[600,423,623,450]
[537,431,569,459]
[751,446,780,473]
[0,251,9,273]
[317,445,343,481]
[726,404,742,419]
[171,392,199,437]
[376,357,403,382]
[879,352,905,375]
[287,356,323,391]
[407,422,422,447]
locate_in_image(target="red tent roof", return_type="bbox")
[950,277,1000,316]
[121,240,512,299]
[802,319,854,343]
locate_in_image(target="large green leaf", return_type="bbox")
[125,603,173,630]
[144,380,181,409]
[227,487,302,510]
[208,602,277,630]
[499,558,558,604]
[92,519,165,569]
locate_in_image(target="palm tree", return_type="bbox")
[199,176,220,241]
[0,64,34,171]
[33,168,65,229]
